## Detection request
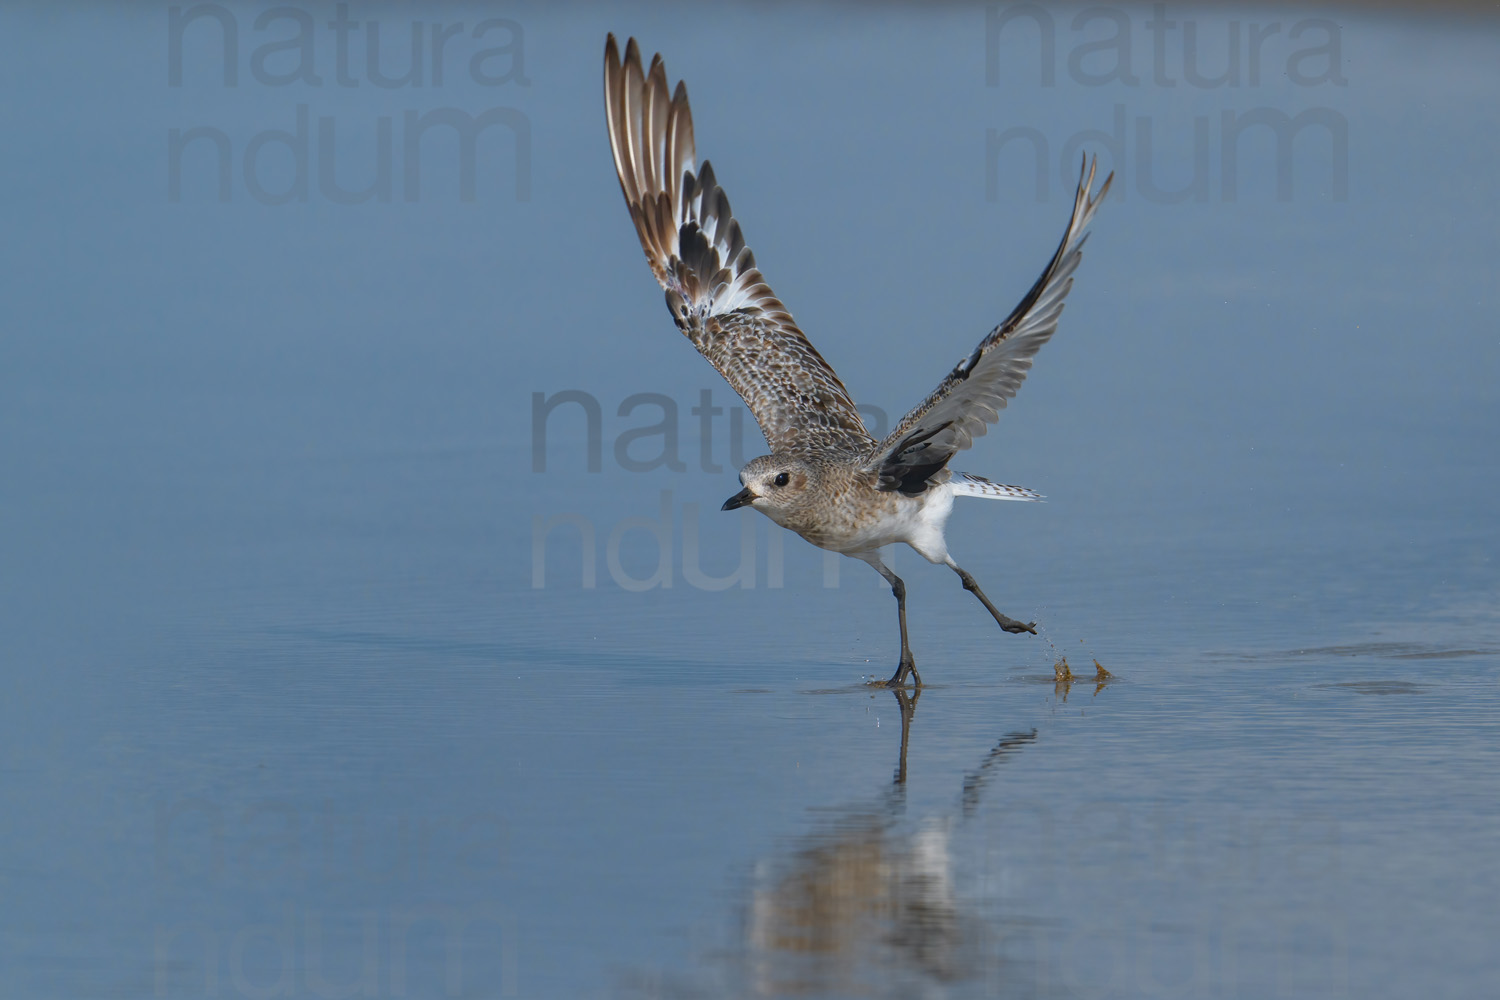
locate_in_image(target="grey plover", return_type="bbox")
[604,36,1111,687]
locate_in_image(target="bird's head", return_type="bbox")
[722,454,820,523]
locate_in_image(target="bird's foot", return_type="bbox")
[876,656,921,689]
[1000,618,1038,635]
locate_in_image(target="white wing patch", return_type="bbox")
[951,473,1043,502]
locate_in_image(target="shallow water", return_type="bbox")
[3,3,1499,998]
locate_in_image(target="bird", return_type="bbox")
[603,35,1111,688]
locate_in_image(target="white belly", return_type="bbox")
[828,482,956,564]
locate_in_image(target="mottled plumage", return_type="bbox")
[603,36,873,459]
[868,163,1110,495]
[603,35,1112,686]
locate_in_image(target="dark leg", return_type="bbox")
[945,558,1036,635]
[859,554,922,688]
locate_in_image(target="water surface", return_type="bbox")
[3,3,1498,998]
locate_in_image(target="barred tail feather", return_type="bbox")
[951,473,1043,502]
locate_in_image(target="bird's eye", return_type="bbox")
[774,472,790,487]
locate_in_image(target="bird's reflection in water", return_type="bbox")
[735,690,1041,998]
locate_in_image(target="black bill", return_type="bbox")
[721,487,756,511]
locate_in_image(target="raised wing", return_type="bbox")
[604,35,873,458]
[867,158,1112,494]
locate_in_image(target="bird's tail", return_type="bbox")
[951,473,1043,502]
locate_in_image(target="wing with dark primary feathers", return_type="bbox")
[603,35,874,458]
[866,158,1113,494]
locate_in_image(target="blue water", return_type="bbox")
[3,3,1498,998]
